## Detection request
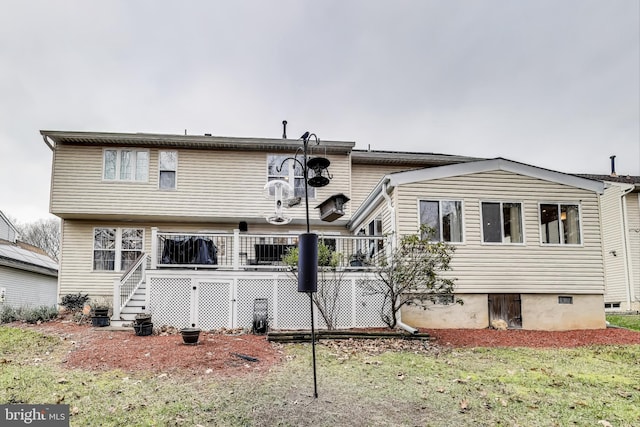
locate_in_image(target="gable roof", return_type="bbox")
[348,158,605,230]
[388,158,605,192]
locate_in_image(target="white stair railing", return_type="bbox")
[112,253,147,320]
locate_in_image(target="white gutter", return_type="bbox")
[42,135,55,151]
[380,180,417,335]
[347,176,390,232]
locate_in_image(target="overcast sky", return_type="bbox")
[1,0,638,222]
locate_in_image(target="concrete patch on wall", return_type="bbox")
[521,294,605,330]
[400,294,488,329]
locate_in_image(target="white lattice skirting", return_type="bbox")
[145,270,389,330]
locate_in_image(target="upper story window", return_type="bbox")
[93,227,144,271]
[419,200,463,242]
[539,203,581,245]
[267,154,315,199]
[103,149,149,182]
[481,202,523,244]
[159,151,178,190]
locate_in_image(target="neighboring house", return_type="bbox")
[578,173,640,312]
[42,130,606,330]
[0,211,58,309]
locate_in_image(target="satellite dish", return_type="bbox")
[264,180,294,225]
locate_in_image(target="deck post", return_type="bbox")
[150,227,158,269]
[112,278,121,320]
[233,229,240,270]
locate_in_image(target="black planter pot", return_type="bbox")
[134,313,152,325]
[91,316,110,327]
[93,308,109,317]
[180,328,201,345]
[133,322,153,336]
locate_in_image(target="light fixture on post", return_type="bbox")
[276,131,331,399]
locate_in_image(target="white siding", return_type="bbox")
[600,185,630,304]
[51,145,351,223]
[59,220,350,298]
[350,164,416,213]
[0,266,58,307]
[627,192,640,306]
[394,170,604,294]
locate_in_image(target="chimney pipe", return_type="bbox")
[610,155,617,177]
[282,120,288,139]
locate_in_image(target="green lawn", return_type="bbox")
[607,314,640,331]
[1,326,639,426]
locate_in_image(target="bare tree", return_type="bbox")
[282,243,345,330]
[15,218,61,261]
[360,227,461,329]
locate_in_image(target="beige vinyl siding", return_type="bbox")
[394,170,604,294]
[0,266,58,307]
[600,185,630,304]
[51,145,351,223]
[58,220,350,298]
[627,192,640,305]
[351,164,416,213]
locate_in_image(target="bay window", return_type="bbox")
[481,202,523,243]
[93,228,144,271]
[103,149,149,182]
[419,200,463,242]
[540,203,581,244]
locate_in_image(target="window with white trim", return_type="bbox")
[481,202,523,243]
[419,200,463,242]
[93,228,144,271]
[267,154,315,198]
[159,151,178,190]
[103,149,149,182]
[540,203,581,244]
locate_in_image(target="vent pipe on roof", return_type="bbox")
[610,155,617,177]
[282,120,288,139]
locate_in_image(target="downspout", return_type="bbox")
[382,181,418,335]
[42,135,55,151]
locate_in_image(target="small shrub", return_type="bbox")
[21,306,58,324]
[61,293,89,311]
[0,305,58,324]
[0,306,18,323]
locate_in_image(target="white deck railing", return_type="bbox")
[150,228,389,271]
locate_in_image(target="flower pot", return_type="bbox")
[180,328,201,345]
[134,322,153,336]
[91,316,110,327]
[134,313,152,325]
[93,308,109,317]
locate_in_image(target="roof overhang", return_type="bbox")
[0,257,58,277]
[351,149,483,166]
[40,130,355,154]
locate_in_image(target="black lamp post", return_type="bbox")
[277,131,331,399]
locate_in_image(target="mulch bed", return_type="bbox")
[8,320,640,375]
